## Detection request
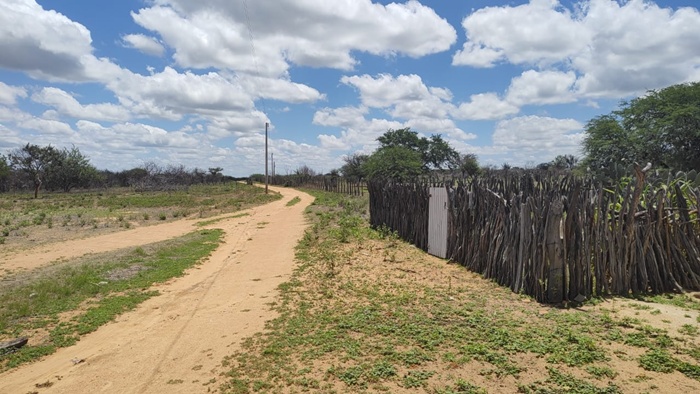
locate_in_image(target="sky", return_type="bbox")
[1,0,699,176]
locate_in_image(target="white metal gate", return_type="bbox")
[428,187,448,258]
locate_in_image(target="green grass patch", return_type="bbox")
[285,196,301,207]
[217,189,700,393]
[0,183,279,247]
[0,229,223,371]
[196,213,250,227]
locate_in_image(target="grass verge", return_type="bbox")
[0,182,279,252]
[286,196,302,207]
[218,189,700,393]
[0,229,223,371]
[197,213,250,227]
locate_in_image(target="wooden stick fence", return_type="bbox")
[269,175,365,196]
[369,168,700,303]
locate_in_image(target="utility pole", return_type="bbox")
[271,153,274,178]
[265,122,269,194]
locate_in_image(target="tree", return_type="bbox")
[456,153,480,177]
[376,128,459,171]
[362,146,424,181]
[424,134,460,170]
[583,82,700,176]
[551,154,578,170]
[0,154,10,192]
[9,143,61,198]
[208,167,224,183]
[340,153,369,180]
[46,146,99,192]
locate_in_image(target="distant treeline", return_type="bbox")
[0,144,242,196]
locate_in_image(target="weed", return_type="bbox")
[0,230,222,371]
[436,380,488,394]
[286,196,301,207]
[679,324,700,336]
[639,349,676,373]
[586,365,618,379]
[402,370,435,388]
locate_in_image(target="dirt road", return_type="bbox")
[0,186,313,393]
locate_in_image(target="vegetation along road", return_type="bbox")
[3,184,700,393]
[0,185,313,393]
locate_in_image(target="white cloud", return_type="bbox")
[574,0,700,97]
[206,110,270,139]
[453,93,519,120]
[0,82,27,106]
[0,0,123,82]
[453,0,587,68]
[313,106,369,128]
[133,0,456,75]
[492,115,584,163]
[32,87,131,122]
[453,0,700,98]
[108,67,254,120]
[506,70,577,106]
[237,75,325,103]
[19,117,75,136]
[122,34,165,57]
[341,74,447,109]
[319,74,477,151]
[315,112,403,151]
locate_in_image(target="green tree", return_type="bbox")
[583,82,700,175]
[0,154,11,192]
[362,146,423,181]
[377,128,459,171]
[9,143,61,198]
[47,146,99,192]
[551,154,579,170]
[456,153,481,177]
[340,153,369,180]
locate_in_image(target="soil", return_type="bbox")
[0,185,313,393]
[2,185,700,393]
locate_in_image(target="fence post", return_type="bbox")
[546,197,565,303]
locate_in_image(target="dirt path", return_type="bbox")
[0,186,313,393]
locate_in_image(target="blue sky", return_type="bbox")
[1,0,699,176]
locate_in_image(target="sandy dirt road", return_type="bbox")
[0,186,313,393]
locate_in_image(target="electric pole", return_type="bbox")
[265,122,269,194]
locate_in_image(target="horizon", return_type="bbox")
[1,0,699,177]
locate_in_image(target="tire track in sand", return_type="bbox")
[0,186,313,393]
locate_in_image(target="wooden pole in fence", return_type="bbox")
[546,198,565,303]
[264,122,269,194]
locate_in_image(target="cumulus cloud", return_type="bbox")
[122,33,165,56]
[108,67,255,120]
[453,93,519,120]
[133,0,456,75]
[453,0,700,98]
[492,115,584,163]
[506,70,577,106]
[32,87,131,122]
[0,82,27,106]
[318,74,479,151]
[237,76,325,103]
[19,117,75,136]
[313,106,369,129]
[341,74,446,109]
[0,0,123,82]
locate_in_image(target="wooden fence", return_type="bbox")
[369,168,700,303]
[268,175,365,196]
